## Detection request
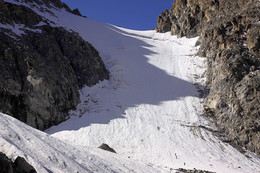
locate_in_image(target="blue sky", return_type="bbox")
[61,0,173,30]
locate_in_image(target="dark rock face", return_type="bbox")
[0,152,37,173]
[156,0,260,155]
[16,0,70,11]
[0,2,109,130]
[98,143,117,153]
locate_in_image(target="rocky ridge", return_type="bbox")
[156,0,260,155]
[0,0,109,130]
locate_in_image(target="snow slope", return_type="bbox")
[0,113,160,173]
[1,0,260,172]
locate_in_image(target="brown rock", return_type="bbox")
[247,23,260,57]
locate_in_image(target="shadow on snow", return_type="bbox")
[46,22,206,133]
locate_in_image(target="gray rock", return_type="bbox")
[4,2,43,26]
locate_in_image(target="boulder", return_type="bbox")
[98,143,117,153]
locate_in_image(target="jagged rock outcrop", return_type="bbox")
[156,0,260,155]
[156,9,171,33]
[0,1,109,130]
[72,8,83,16]
[0,152,37,173]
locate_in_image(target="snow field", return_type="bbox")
[45,7,260,173]
[0,113,161,172]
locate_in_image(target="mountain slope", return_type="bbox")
[0,0,260,172]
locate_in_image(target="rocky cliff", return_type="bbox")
[0,0,109,130]
[156,0,260,155]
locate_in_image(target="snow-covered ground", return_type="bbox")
[1,1,260,172]
[0,112,160,172]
